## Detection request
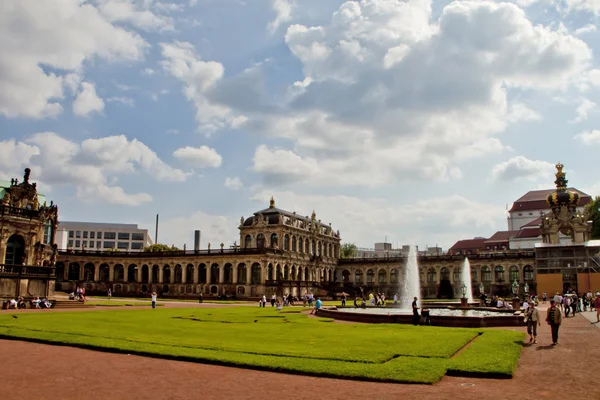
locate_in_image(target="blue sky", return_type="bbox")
[1,0,599,250]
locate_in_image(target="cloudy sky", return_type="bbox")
[1,0,599,251]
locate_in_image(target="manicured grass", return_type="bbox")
[87,300,164,307]
[0,307,524,384]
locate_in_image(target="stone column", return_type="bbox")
[246,266,251,285]
[206,265,212,284]
[149,267,153,283]
[94,266,99,281]
[233,265,238,284]
[193,266,198,284]
[159,266,164,283]
[123,267,128,283]
[137,267,143,283]
[182,266,187,284]
[79,266,84,281]
[219,266,224,284]
[108,264,114,281]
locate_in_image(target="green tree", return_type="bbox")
[585,195,600,239]
[340,242,358,259]
[144,243,180,252]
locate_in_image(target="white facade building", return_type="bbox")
[56,221,152,252]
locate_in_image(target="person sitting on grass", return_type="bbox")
[276,299,283,311]
[310,297,322,315]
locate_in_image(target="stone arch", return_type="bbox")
[174,264,183,283]
[270,233,279,248]
[224,263,233,284]
[163,265,171,284]
[68,262,80,281]
[257,234,265,249]
[305,238,309,254]
[318,242,322,256]
[427,267,436,283]
[509,265,519,282]
[114,264,124,282]
[283,264,289,280]
[304,267,310,282]
[452,267,461,283]
[55,262,65,281]
[366,269,375,284]
[481,266,491,282]
[328,243,332,258]
[141,265,149,283]
[494,265,505,282]
[244,234,252,248]
[291,265,296,280]
[83,263,95,281]
[390,268,398,283]
[267,263,274,280]
[440,267,449,281]
[283,234,290,251]
[523,265,534,281]
[292,236,297,252]
[127,264,138,282]
[312,239,316,255]
[237,263,247,284]
[99,263,110,282]
[378,269,387,283]
[5,234,25,265]
[355,269,364,284]
[276,264,282,280]
[251,263,261,284]
[151,265,159,283]
[471,266,477,282]
[210,263,219,284]
[198,263,207,284]
[186,264,194,284]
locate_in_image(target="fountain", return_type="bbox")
[399,245,421,310]
[461,258,474,303]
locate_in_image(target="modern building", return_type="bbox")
[55,222,152,252]
[0,169,58,298]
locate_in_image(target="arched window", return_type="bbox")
[284,234,290,251]
[5,234,25,265]
[471,267,477,282]
[390,269,398,283]
[141,265,149,283]
[440,267,449,280]
[283,265,289,280]
[210,264,219,284]
[237,263,247,284]
[276,265,282,280]
[68,262,80,281]
[127,264,137,282]
[84,263,95,281]
[270,233,279,248]
[244,235,252,248]
[292,236,297,252]
[114,264,124,282]
[481,266,491,282]
[355,270,364,284]
[186,264,194,283]
[174,264,182,283]
[151,265,159,283]
[256,234,265,249]
[305,239,309,254]
[318,242,322,256]
[163,265,171,284]
[224,263,233,283]
[509,265,519,281]
[366,269,375,283]
[523,265,534,281]
[267,264,273,280]
[312,240,316,255]
[378,269,387,283]
[251,263,261,284]
[328,243,332,258]
[291,266,296,280]
[495,266,505,282]
[453,268,461,283]
[198,263,207,284]
[427,268,436,283]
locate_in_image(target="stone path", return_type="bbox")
[1,306,599,400]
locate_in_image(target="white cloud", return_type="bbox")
[491,156,555,182]
[81,135,191,181]
[160,41,242,135]
[574,130,600,145]
[564,0,600,15]
[268,0,293,33]
[507,103,542,124]
[106,96,135,106]
[570,98,597,123]
[95,0,174,31]
[224,177,243,190]
[173,145,223,168]
[142,68,155,75]
[166,129,179,135]
[0,139,41,176]
[574,24,597,35]
[72,82,105,116]
[0,0,147,119]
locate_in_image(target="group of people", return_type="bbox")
[257,292,323,314]
[2,296,52,309]
[68,287,87,302]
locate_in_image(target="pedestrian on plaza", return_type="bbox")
[525,301,541,344]
[412,297,420,325]
[545,299,563,346]
[107,288,112,299]
[595,294,600,323]
[542,292,547,304]
[151,291,157,309]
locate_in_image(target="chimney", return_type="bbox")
[194,230,201,251]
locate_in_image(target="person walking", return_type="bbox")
[545,299,563,345]
[151,291,157,309]
[412,296,420,326]
[525,301,541,344]
[595,293,600,323]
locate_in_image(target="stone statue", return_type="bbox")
[240,216,244,225]
[1,191,9,205]
[32,195,39,210]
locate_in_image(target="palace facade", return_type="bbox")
[1,164,598,300]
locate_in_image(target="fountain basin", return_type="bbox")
[317,306,524,328]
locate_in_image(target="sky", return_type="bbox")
[1,0,600,251]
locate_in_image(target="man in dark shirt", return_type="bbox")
[546,299,563,345]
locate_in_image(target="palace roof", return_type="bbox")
[509,188,591,212]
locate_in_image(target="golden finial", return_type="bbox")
[311,210,316,220]
[555,162,564,177]
[269,196,275,208]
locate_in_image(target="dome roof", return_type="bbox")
[546,163,580,209]
[241,197,329,228]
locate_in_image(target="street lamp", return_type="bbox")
[461,282,467,298]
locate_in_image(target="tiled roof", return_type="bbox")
[509,188,591,212]
[449,238,488,250]
[485,230,520,243]
[514,228,541,238]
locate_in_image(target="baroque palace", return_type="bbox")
[1,165,599,300]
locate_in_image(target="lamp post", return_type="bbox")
[460,282,468,307]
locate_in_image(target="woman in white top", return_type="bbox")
[526,301,541,344]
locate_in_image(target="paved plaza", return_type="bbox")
[1,304,599,400]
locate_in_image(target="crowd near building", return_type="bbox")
[1,164,599,301]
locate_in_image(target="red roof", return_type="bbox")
[523,217,543,227]
[514,227,541,238]
[449,238,488,251]
[485,230,520,243]
[509,188,591,212]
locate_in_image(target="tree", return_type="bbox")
[585,196,600,239]
[144,244,180,252]
[340,242,358,259]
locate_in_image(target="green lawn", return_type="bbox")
[87,300,164,307]
[0,307,524,384]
